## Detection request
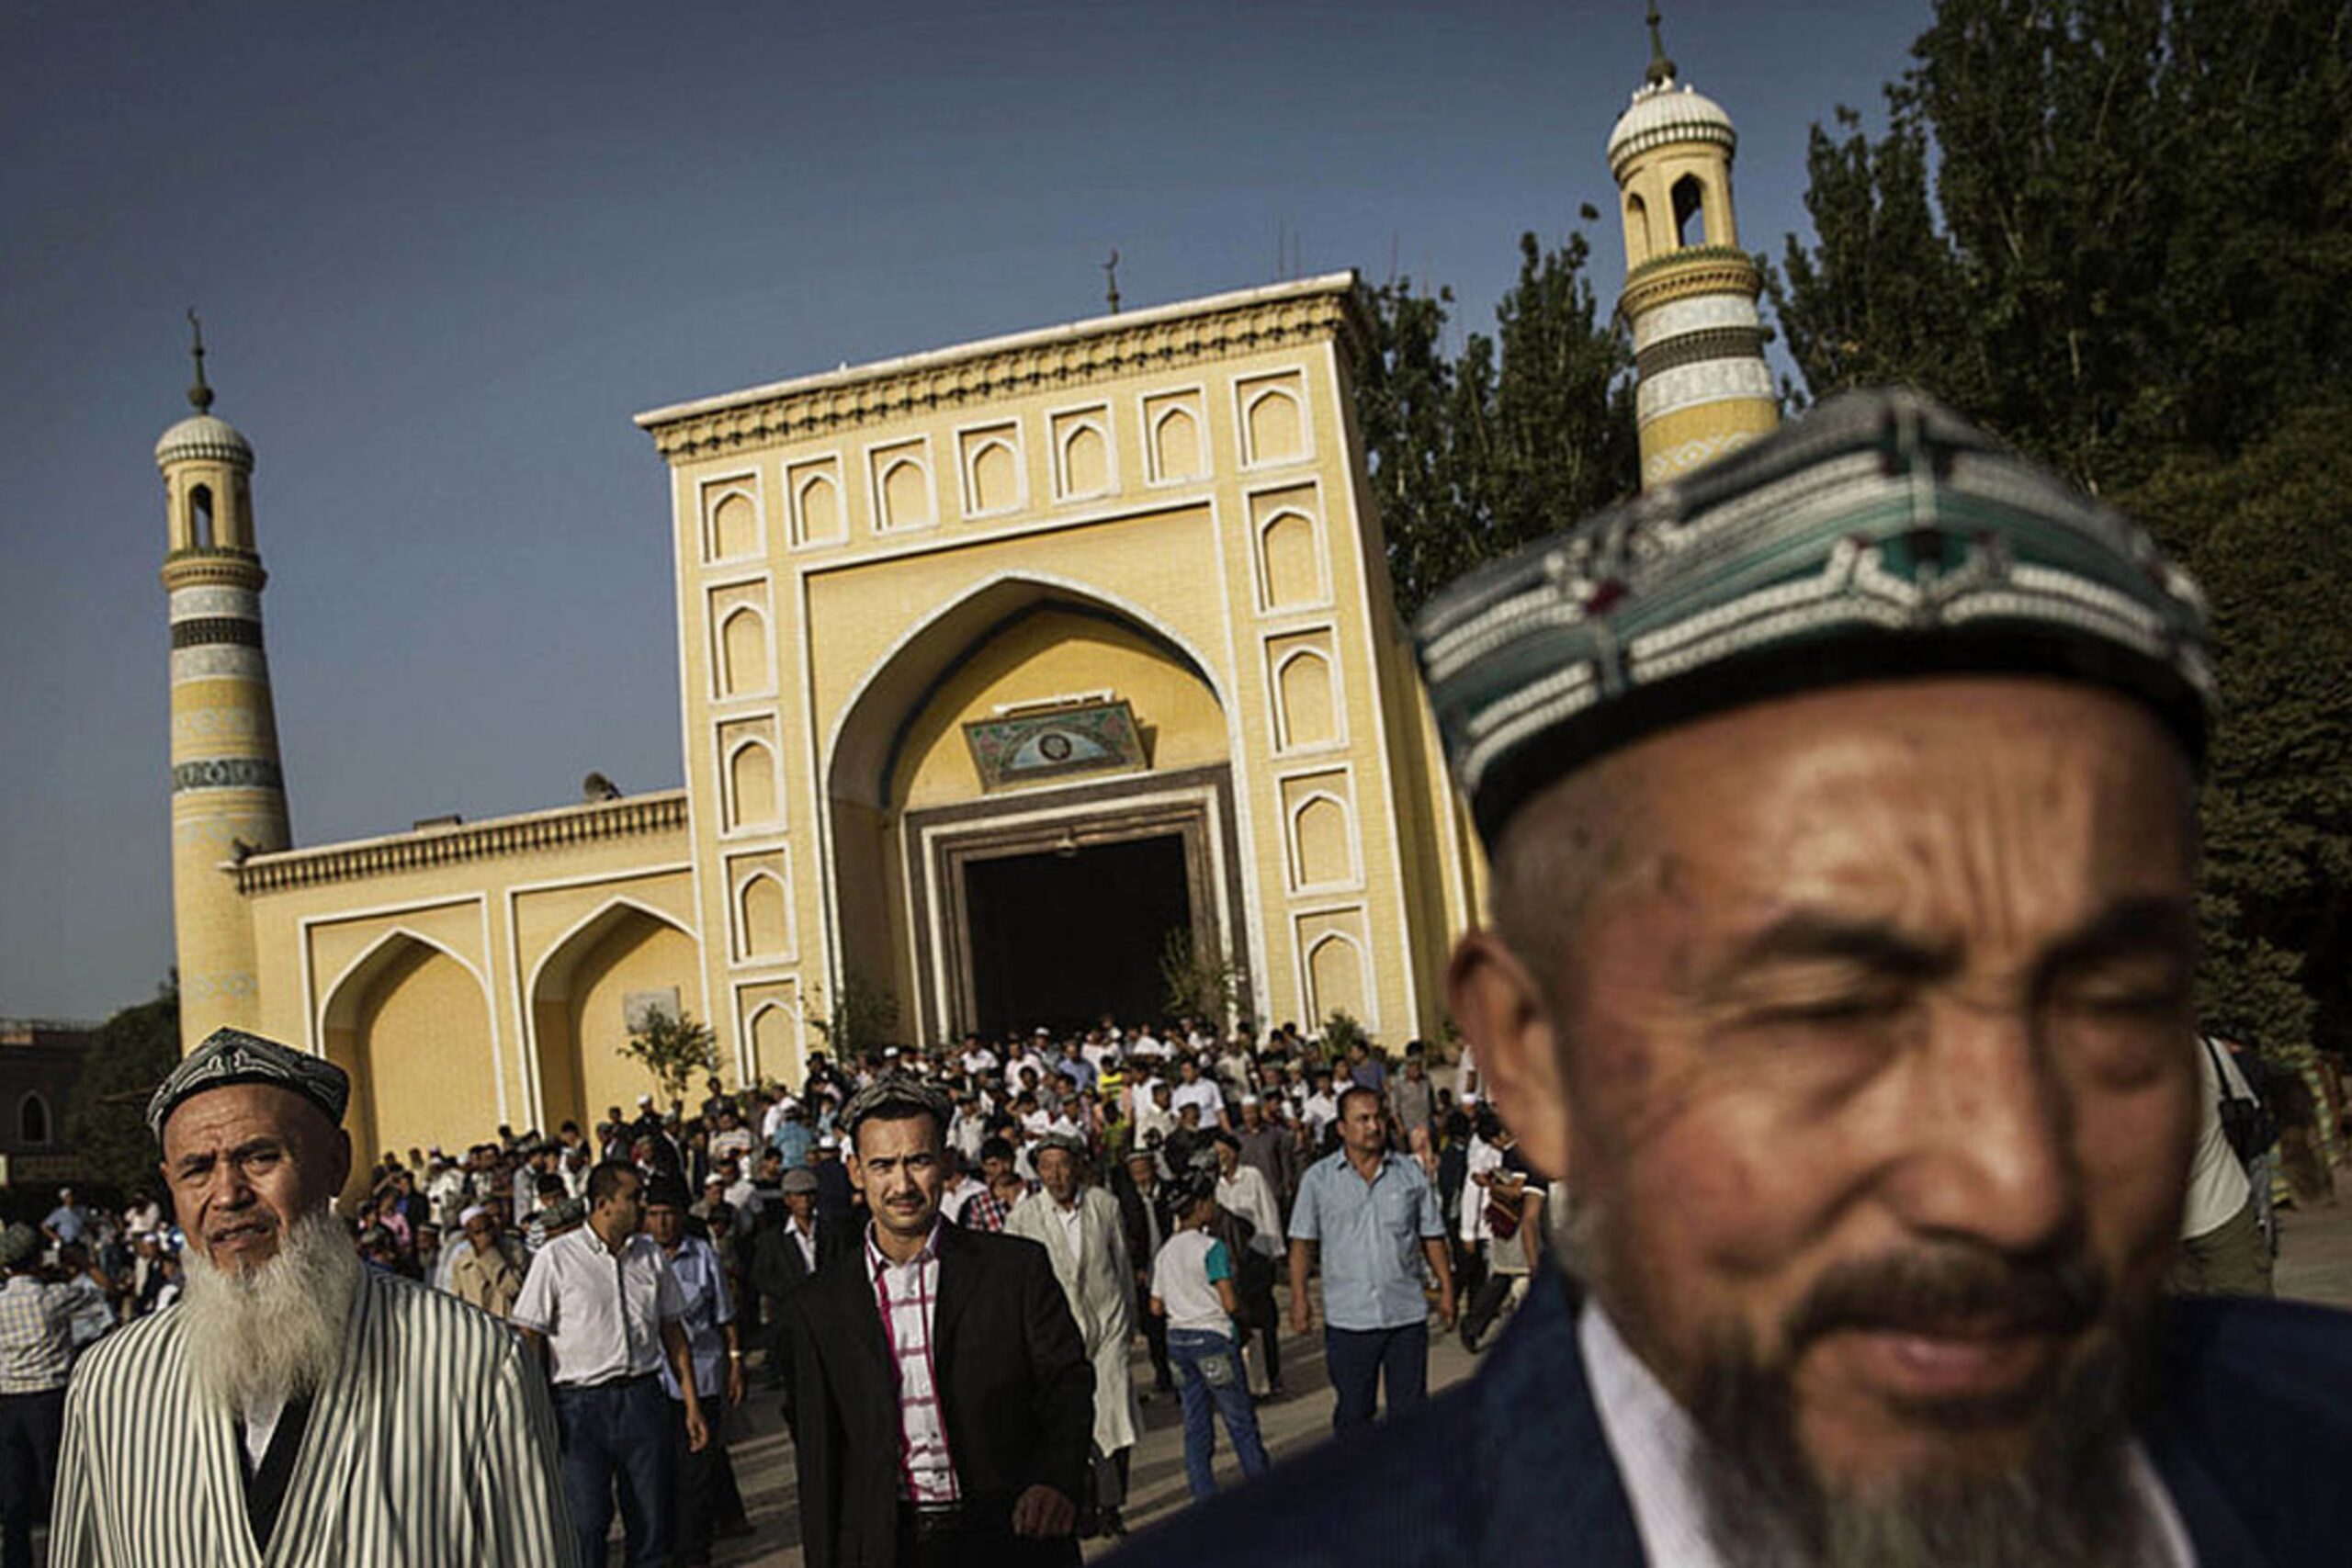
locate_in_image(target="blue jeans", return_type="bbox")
[553,1376,673,1568]
[1167,1327,1270,1498]
[1323,1322,1428,1431]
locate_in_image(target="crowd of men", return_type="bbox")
[6,388,2352,1566]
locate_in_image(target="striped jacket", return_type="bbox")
[50,1264,571,1565]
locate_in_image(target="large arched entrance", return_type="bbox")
[321,931,496,1178]
[528,901,701,1132]
[825,579,1251,1044]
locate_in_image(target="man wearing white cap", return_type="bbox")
[448,1205,527,1320]
[51,1025,571,1563]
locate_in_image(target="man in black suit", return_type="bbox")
[749,1168,846,1391]
[781,1077,1091,1568]
[1112,1148,1176,1399]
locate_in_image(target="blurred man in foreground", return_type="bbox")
[1110,389,2352,1567]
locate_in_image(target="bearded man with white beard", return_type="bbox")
[47,1027,572,1564]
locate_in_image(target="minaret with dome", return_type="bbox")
[1610,5,1780,486]
[158,316,290,1048]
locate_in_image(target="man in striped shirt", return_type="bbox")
[49,1026,571,1565]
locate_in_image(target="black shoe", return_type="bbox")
[1102,1507,1126,1538]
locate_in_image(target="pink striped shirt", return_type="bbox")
[866,1222,960,1504]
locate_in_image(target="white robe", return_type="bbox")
[51,1265,571,1566]
[1006,1184,1141,1456]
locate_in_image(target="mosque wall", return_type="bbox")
[236,799,696,1178]
[642,276,1469,1065]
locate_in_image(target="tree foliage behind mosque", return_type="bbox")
[66,978,182,1199]
[1772,0,2352,1058]
[2125,407,2352,1062]
[620,1007,720,1108]
[1354,226,1641,620]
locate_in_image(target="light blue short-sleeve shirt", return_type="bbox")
[1288,1149,1442,1330]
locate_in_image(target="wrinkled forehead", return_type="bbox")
[160,1079,336,1159]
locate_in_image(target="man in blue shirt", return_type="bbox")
[39,1190,86,1255]
[769,1099,816,1173]
[644,1178,747,1566]
[1287,1086,1453,1430]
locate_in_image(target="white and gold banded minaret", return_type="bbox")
[1610,6,1778,487]
[158,317,289,1049]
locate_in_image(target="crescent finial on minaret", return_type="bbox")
[1645,1,1677,87]
[186,308,215,413]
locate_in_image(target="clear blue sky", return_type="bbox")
[0,0,1932,1021]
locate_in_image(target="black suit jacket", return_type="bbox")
[1109,1265,2352,1568]
[783,1221,1093,1568]
[749,1213,851,1303]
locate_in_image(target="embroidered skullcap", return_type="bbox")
[838,1076,954,1144]
[146,1026,351,1140]
[0,1224,40,1269]
[1035,1131,1089,1161]
[1414,387,2213,846]
[458,1205,491,1227]
[780,1168,820,1194]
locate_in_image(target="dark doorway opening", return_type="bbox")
[962,833,1191,1037]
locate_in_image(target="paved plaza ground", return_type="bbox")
[698,1183,2352,1565]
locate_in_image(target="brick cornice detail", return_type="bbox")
[234,790,689,895]
[643,294,1363,461]
[1617,251,1764,322]
[162,548,267,592]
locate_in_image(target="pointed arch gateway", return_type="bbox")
[526,899,700,1134]
[320,929,496,1183]
[822,574,1256,1044]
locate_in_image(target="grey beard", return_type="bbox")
[1555,1195,2154,1568]
[1685,1328,2147,1568]
[178,1207,362,1419]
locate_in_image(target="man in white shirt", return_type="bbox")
[1298,1070,1340,1149]
[1134,1081,1179,1151]
[514,1160,709,1568]
[2170,1036,2272,1296]
[1210,1134,1287,1398]
[1169,1058,1227,1128]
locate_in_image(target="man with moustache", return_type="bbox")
[49,1027,571,1564]
[780,1077,1091,1567]
[1107,389,2352,1568]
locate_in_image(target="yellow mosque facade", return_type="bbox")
[157,38,1774,1173]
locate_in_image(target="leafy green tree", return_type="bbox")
[1159,926,1242,1025]
[1769,103,1983,410]
[809,971,900,1066]
[1775,0,2352,1059]
[1356,226,1638,618]
[619,1007,719,1107]
[1772,0,2352,494]
[2123,405,2352,1060]
[66,980,181,1197]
